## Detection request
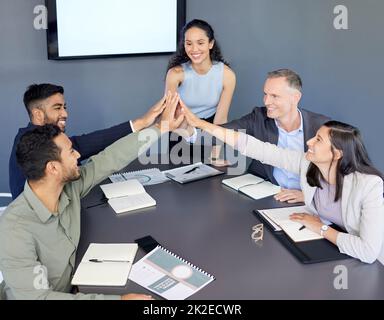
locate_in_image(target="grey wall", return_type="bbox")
[1,0,383,192]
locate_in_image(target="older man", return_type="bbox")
[219,69,330,203]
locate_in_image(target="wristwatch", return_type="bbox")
[320,224,329,236]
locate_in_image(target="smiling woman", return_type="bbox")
[165,19,236,161]
[166,19,236,125]
[181,106,384,264]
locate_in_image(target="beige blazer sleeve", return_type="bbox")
[240,133,304,175]
[337,175,384,264]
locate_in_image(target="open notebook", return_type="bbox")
[258,206,324,242]
[222,173,281,200]
[129,245,215,300]
[100,179,156,214]
[71,243,138,286]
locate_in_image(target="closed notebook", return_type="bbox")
[258,206,324,242]
[71,243,138,286]
[222,173,281,200]
[100,179,156,214]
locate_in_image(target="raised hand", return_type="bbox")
[132,95,167,131]
[179,99,202,128]
[156,91,185,133]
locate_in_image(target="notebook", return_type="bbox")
[222,173,281,200]
[129,245,215,300]
[163,162,224,184]
[100,179,156,214]
[258,206,323,242]
[71,243,138,286]
[109,168,169,186]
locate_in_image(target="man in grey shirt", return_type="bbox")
[0,93,184,300]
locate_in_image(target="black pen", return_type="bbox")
[299,225,306,231]
[183,166,199,174]
[89,259,130,263]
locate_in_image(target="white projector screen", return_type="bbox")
[46,0,185,59]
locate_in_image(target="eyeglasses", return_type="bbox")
[251,223,264,243]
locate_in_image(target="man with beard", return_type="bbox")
[0,92,184,299]
[9,83,165,199]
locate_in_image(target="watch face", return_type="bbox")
[321,225,329,231]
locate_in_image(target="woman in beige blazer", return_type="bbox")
[182,102,384,263]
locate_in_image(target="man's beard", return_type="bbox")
[63,168,80,183]
[43,114,66,132]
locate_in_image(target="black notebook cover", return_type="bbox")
[253,210,350,264]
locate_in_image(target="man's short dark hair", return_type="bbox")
[267,69,302,92]
[16,124,62,181]
[23,83,64,117]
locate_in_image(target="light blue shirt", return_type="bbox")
[178,61,224,119]
[273,111,304,190]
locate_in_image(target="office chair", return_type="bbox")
[0,193,12,216]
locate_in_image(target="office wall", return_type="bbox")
[0,0,383,192]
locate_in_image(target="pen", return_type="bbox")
[183,166,199,174]
[299,225,306,231]
[89,259,130,263]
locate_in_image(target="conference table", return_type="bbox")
[78,161,384,299]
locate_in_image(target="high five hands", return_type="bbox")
[155,91,185,133]
[155,92,199,134]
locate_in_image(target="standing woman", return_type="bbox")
[165,19,236,160]
[182,103,384,264]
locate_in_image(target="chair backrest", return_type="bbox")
[0,193,12,216]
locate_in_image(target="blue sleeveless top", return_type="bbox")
[177,61,224,119]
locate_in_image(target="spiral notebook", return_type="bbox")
[109,168,169,186]
[128,245,215,300]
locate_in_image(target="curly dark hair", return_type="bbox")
[167,19,229,72]
[16,124,62,181]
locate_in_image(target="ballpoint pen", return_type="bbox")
[183,166,199,174]
[299,225,306,231]
[89,259,130,263]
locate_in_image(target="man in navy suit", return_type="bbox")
[9,83,165,199]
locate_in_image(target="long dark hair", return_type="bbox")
[306,120,384,201]
[166,19,229,72]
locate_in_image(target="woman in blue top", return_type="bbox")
[165,19,236,161]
